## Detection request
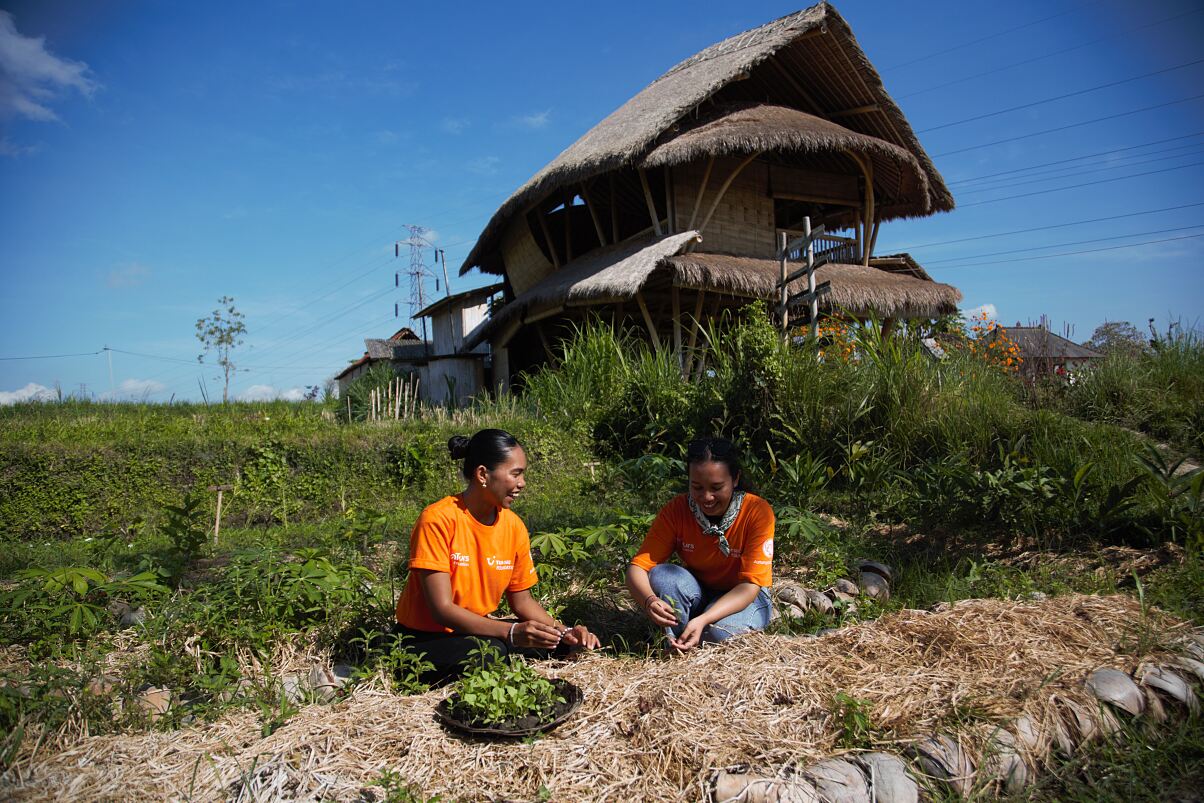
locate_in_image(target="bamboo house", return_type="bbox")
[459,2,961,391]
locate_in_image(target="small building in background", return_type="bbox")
[1005,326,1102,379]
[413,284,504,405]
[334,327,427,398]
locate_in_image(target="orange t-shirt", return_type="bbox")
[395,495,538,632]
[630,493,774,590]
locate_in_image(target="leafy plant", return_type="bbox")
[159,492,209,582]
[447,639,564,727]
[1,566,167,643]
[348,628,434,695]
[831,691,876,749]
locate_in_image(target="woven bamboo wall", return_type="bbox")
[501,217,555,296]
[673,158,776,258]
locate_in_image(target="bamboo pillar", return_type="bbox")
[687,155,715,231]
[636,291,661,349]
[637,168,663,236]
[697,152,761,235]
[671,285,683,372]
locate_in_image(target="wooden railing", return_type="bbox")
[779,230,859,264]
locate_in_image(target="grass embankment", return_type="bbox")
[1,309,1201,798]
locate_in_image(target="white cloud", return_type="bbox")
[440,116,468,135]
[0,135,38,156]
[465,155,500,175]
[106,262,150,288]
[0,11,98,123]
[515,109,550,129]
[116,378,165,398]
[962,303,997,322]
[238,384,308,402]
[0,382,54,405]
[239,384,278,401]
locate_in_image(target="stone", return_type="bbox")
[86,674,120,697]
[803,757,871,803]
[833,578,859,596]
[854,753,917,803]
[855,560,893,584]
[1085,668,1145,717]
[119,606,148,628]
[857,572,890,601]
[907,735,975,797]
[806,590,834,616]
[134,687,172,721]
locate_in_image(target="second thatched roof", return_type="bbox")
[665,251,962,319]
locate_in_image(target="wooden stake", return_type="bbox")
[208,484,232,546]
[637,168,663,236]
[868,219,881,262]
[805,217,819,339]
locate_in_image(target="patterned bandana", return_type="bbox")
[686,490,745,557]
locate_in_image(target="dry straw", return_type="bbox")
[2,594,1192,801]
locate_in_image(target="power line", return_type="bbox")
[932,93,1204,158]
[918,58,1204,134]
[883,3,1091,71]
[932,232,1204,270]
[883,201,1204,251]
[946,132,1204,185]
[896,7,1204,100]
[921,224,1204,265]
[0,349,103,361]
[954,146,1204,196]
[957,160,1204,208]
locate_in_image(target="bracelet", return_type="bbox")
[643,593,658,610]
[507,622,518,648]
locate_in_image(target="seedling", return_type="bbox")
[447,640,564,727]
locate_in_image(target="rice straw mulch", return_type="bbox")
[1,594,1192,801]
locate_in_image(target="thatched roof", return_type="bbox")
[869,253,934,282]
[461,2,953,276]
[464,231,702,348]
[642,102,929,213]
[1003,327,1103,362]
[665,251,962,319]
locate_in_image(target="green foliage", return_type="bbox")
[371,770,442,803]
[0,566,167,646]
[159,492,209,582]
[448,639,564,726]
[831,691,877,749]
[195,295,246,404]
[348,629,433,695]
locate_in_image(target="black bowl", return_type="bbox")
[434,678,583,738]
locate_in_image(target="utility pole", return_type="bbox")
[395,225,436,352]
[104,345,114,399]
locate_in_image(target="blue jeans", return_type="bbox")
[648,563,772,643]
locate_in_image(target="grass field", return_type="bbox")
[1,312,1200,800]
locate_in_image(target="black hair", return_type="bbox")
[685,436,750,490]
[448,428,521,480]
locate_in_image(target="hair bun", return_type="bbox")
[447,435,471,460]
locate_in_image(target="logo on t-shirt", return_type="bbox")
[450,551,470,567]
[762,540,774,558]
[486,556,514,571]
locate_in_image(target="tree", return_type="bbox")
[196,296,246,403]
[1084,320,1145,357]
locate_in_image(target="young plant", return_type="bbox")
[831,691,877,749]
[447,639,564,727]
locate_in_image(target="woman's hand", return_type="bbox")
[511,620,563,649]
[644,597,679,628]
[670,618,707,652]
[560,624,600,650]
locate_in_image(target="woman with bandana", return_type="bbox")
[625,437,775,652]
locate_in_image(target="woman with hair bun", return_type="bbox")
[626,436,775,653]
[394,428,599,683]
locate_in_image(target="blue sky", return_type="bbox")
[1,0,1201,403]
